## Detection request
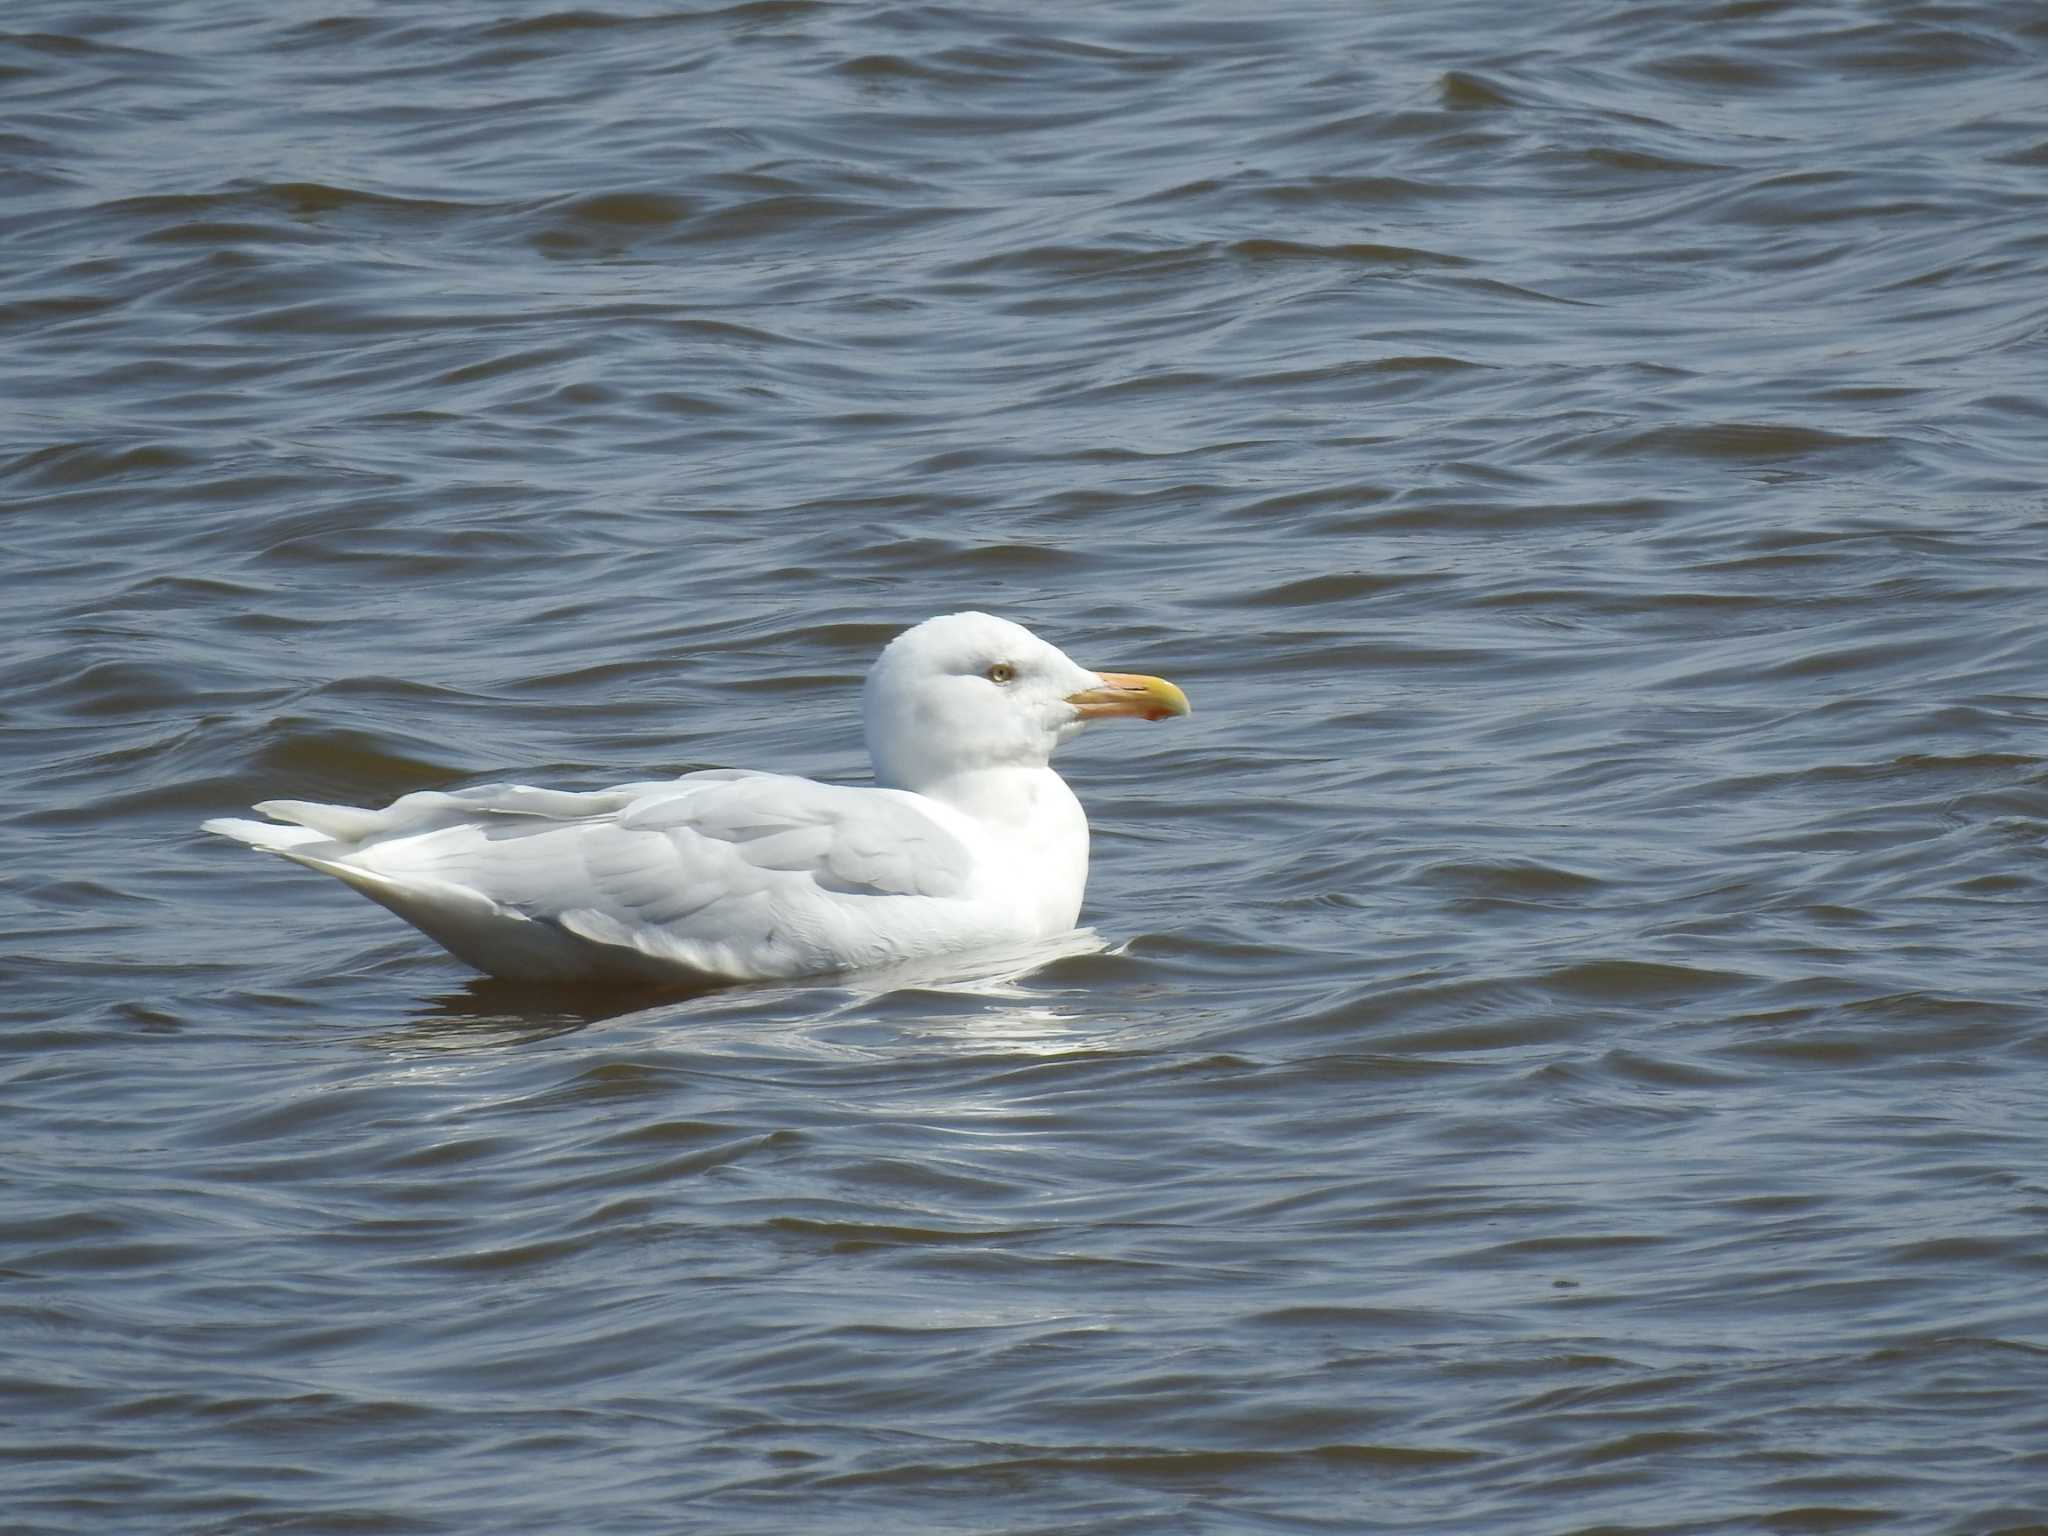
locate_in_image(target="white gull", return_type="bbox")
[203,612,1190,986]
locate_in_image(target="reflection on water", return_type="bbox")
[386,928,1116,1052]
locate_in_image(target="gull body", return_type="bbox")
[203,612,1189,986]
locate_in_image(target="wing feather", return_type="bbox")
[214,769,981,981]
[615,774,974,900]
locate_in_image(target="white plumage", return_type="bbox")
[204,612,1190,986]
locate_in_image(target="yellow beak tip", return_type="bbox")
[1067,672,1191,722]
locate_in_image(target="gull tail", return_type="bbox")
[200,815,332,852]
[199,800,671,984]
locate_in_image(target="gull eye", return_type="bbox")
[986,661,1016,685]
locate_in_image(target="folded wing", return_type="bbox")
[205,772,981,983]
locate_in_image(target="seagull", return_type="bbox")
[204,612,1190,987]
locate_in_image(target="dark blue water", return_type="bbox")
[6,2,2048,1531]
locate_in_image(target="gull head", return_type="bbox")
[862,612,1189,791]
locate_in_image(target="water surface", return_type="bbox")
[5,2,2048,1531]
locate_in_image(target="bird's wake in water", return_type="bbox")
[205,614,1188,986]
[385,926,1119,1053]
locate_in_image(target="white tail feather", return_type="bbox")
[200,817,330,851]
[252,798,389,842]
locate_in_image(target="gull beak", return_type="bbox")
[1066,672,1192,722]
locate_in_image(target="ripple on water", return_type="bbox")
[5,0,2048,1532]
